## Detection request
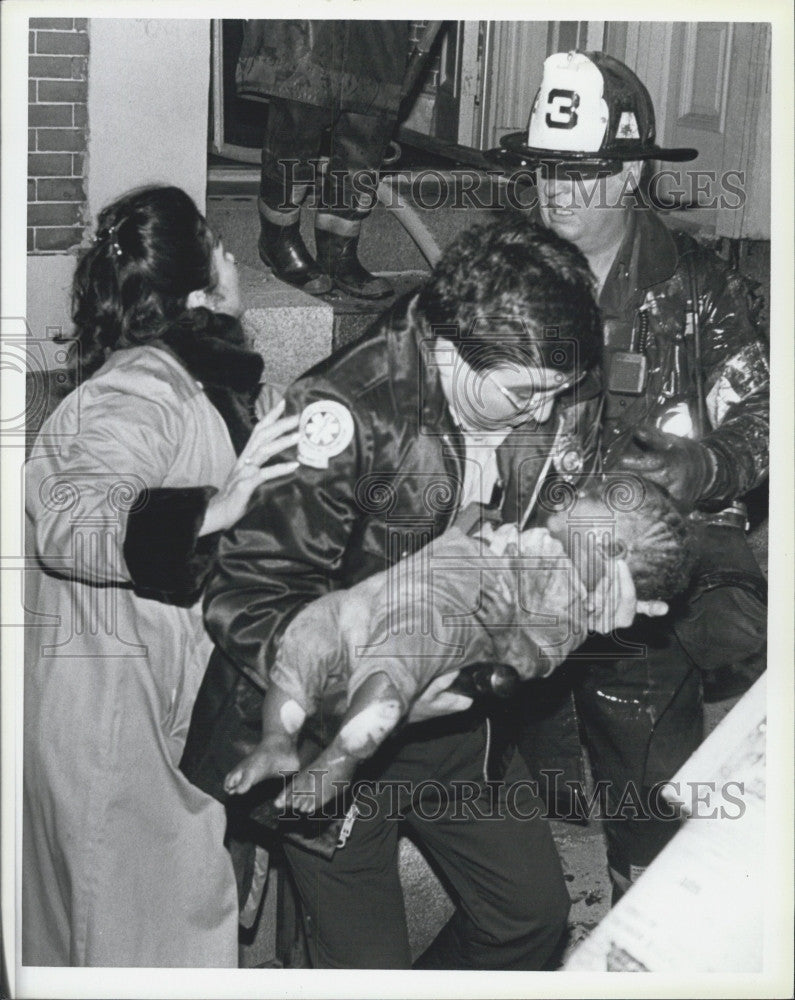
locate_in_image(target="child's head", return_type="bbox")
[540,476,696,601]
[69,185,234,378]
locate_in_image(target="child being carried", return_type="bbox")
[225,477,694,812]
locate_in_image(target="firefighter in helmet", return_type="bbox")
[495,50,769,900]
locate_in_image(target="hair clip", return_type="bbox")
[93,223,123,258]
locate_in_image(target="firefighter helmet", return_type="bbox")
[498,51,697,177]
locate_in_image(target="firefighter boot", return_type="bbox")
[314,214,393,300]
[257,196,331,296]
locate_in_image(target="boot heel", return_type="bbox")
[315,226,393,300]
[258,217,332,296]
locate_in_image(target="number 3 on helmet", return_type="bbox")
[495,50,698,178]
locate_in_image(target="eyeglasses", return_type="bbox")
[486,368,586,413]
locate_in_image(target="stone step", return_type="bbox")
[210,173,510,385]
[239,263,428,387]
[326,270,428,351]
[206,170,509,274]
[238,264,333,390]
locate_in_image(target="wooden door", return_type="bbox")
[455,20,770,238]
[663,22,770,238]
[606,21,770,238]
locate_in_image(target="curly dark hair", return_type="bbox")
[65,186,215,380]
[415,213,602,377]
[581,476,696,601]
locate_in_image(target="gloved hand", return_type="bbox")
[611,424,717,510]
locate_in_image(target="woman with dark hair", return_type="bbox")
[22,185,299,967]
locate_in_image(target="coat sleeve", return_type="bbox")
[202,383,371,688]
[691,249,769,504]
[26,379,219,604]
[122,487,219,604]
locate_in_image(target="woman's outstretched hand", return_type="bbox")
[199,399,299,536]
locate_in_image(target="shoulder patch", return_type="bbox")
[297,399,355,469]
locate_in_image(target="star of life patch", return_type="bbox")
[297,399,355,469]
[617,111,640,139]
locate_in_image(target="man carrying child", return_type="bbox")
[181,216,667,969]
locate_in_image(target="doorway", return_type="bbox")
[207,19,467,179]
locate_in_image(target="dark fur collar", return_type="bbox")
[154,308,263,456]
[155,308,264,392]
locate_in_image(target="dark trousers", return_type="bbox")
[261,97,396,216]
[283,714,570,969]
[518,622,704,890]
[580,631,703,887]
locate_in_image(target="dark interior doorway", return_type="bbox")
[208,20,485,174]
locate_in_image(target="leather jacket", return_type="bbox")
[556,209,769,506]
[180,296,580,800]
[520,210,769,805]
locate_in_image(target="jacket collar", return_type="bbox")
[379,292,457,435]
[527,203,680,295]
[154,308,264,393]
[621,208,679,292]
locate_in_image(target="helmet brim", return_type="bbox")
[494,131,699,174]
[485,143,622,179]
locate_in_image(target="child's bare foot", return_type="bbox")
[224,733,300,795]
[275,747,359,814]
[275,698,402,813]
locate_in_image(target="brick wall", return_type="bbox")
[28,18,89,253]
